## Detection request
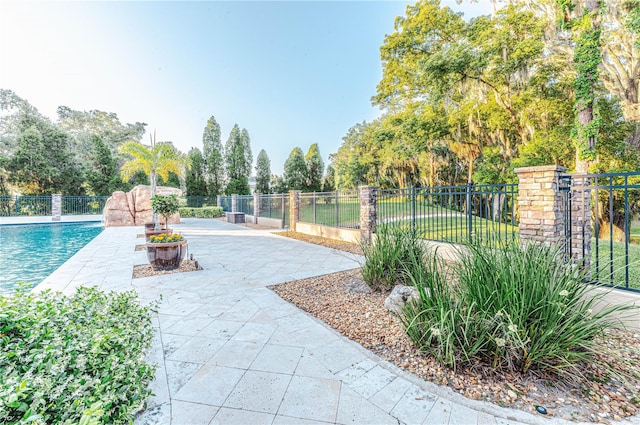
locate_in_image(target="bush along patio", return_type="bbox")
[358,225,640,416]
[0,287,157,424]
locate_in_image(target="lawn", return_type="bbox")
[591,237,640,290]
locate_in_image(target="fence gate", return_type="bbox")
[560,172,640,292]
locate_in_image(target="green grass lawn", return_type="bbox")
[591,237,640,290]
[630,220,640,244]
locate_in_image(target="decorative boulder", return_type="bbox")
[384,285,420,315]
[103,185,182,227]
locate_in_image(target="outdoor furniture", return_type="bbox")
[225,212,245,224]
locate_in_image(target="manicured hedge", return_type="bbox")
[178,206,224,218]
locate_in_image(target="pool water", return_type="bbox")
[0,222,103,294]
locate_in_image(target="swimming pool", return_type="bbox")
[0,222,103,294]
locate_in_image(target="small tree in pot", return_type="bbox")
[151,194,180,230]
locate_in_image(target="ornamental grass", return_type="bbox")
[398,238,638,379]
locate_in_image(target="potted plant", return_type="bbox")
[146,232,188,270]
[151,194,180,229]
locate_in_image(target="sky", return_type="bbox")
[1,0,495,176]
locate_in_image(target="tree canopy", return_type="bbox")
[330,0,640,188]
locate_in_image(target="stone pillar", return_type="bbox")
[253,192,260,224]
[231,194,238,213]
[289,190,300,231]
[52,194,62,221]
[359,186,378,241]
[568,174,592,270]
[514,166,567,245]
[216,195,222,208]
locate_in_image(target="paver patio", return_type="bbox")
[33,218,618,425]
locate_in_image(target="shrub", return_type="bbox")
[401,240,637,376]
[151,194,180,226]
[360,224,425,291]
[0,286,157,424]
[178,206,223,218]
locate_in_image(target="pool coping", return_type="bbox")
[0,215,103,226]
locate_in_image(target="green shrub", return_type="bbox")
[178,206,223,218]
[360,224,425,291]
[401,240,637,376]
[0,286,157,424]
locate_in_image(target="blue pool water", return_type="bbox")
[0,222,103,294]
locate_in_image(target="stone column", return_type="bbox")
[253,192,260,224]
[359,186,378,241]
[568,174,592,270]
[231,194,238,213]
[52,194,62,221]
[514,166,567,245]
[216,195,222,208]
[289,190,300,231]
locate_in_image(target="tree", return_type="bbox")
[56,106,146,169]
[86,135,122,196]
[322,164,336,191]
[224,124,252,195]
[305,143,324,191]
[5,114,84,195]
[255,149,271,193]
[555,0,603,172]
[118,135,187,201]
[271,175,288,193]
[185,147,208,198]
[202,116,225,196]
[283,147,308,190]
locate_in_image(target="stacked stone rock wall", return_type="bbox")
[103,185,182,227]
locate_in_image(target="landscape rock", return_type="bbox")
[384,284,420,315]
[103,185,182,227]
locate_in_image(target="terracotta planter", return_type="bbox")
[146,240,188,270]
[144,222,156,231]
[145,228,173,242]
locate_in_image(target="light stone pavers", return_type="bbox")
[32,218,640,425]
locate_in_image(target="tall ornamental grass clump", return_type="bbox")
[360,224,425,291]
[401,240,636,375]
[0,287,157,424]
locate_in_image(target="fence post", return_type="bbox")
[52,194,62,222]
[313,192,317,224]
[359,186,378,241]
[253,192,260,224]
[411,186,416,233]
[514,165,567,246]
[335,191,339,227]
[569,174,592,273]
[289,190,300,231]
[281,193,286,228]
[466,183,473,243]
[231,194,238,213]
[216,195,221,208]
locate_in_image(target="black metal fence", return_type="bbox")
[219,196,232,212]
[378,184,519,245]
[259,194,288,226]
[0,196,109,217]
[183,196,218,208]
[562,172,640,292]
[298,191,360,229]
[236,195,254,215]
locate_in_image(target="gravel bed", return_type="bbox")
[270,233,640,423]
[132,260,203,279]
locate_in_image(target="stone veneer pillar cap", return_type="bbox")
[514,165,567,174]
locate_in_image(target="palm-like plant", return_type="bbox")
[119,134,188,223]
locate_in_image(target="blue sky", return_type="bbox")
[1,1,494,176]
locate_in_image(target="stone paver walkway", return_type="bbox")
[34,219,635,425]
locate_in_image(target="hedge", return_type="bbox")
[178,206,224,218]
